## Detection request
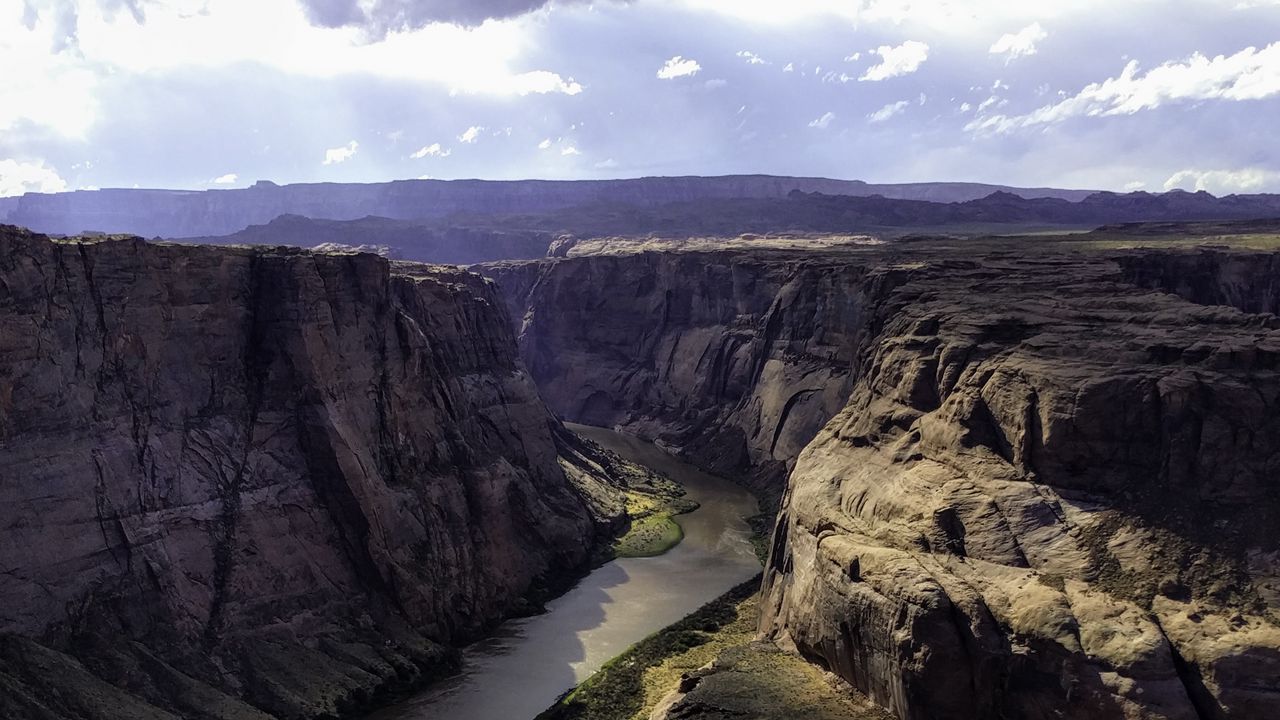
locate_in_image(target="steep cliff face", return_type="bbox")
[760,252,1280,720]
[482,251,913,498]
[0,226,618,719]
[487,244,1280,720]
[1117,249,1280,315]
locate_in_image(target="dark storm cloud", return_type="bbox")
[297,0,590,32]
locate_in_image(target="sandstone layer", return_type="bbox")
[489,243,1280,719]
[0,226,628,719]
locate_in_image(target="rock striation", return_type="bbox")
[488,242,1280,719]
[0,225,626,719]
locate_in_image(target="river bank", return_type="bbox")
[365,425,761,720]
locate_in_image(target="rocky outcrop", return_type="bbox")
[487,243,1280,720]
[760,252,1280,720]
[2,176,1097,238]
[0,226,625,718]
[481,250,914,499]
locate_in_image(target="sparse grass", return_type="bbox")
[535,576,761,720]
[613,511,685,558]
[610,490,698,559]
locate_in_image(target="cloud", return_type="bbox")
[594,158,619,169]
[969,42,1280,133]
[538,138,552,150]
[458,126,483,143]
[1163,168,1280,194]
[502,70,583,95]
[322,140,359,165]
[1124,181,1147,191]
[868,100,910,123]
[410,142,450,158]
[843,52,861,62]
[212,173,238,184]
[860,40,929,81]
[737,50,767,65]
[297,0,587,33]
[704,78,728,89]
[808,111,835,129]
[561,145,581,155]
[0,158,67,197]
[657,55,701,80]
[989,22,1047,62]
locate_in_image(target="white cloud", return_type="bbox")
[783,62,795,72]
[538,138,552,150]
[594,158,619,169]
[322,140,358,165]
[704,78,728,89]
[1163,168,1280,194]
[808,111,836,129]
[844,52,861,62]
[990,22,1047,62]
[959,101,973,112]
[458,126,484,143]
[1124,181,1147,191]
[969,42,1280,133]
[410,143,450,159]
[0,159,68,197]
[561,145,581,156]
[212,173,238,184]
[657,55,701,80]
[860,40,930,81]
[868,100,910,123]
[500,70,582,96]
[737,50,767,65]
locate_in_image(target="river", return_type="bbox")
[367,423,761,720]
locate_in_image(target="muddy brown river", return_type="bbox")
[368,424,761,720]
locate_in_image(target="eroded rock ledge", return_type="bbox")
[0,227,629,719]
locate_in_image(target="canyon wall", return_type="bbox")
[482,251,916,499]
[0,226,622,719]
[490,245,1280,719]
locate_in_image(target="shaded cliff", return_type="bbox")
[481,250,914,500]
[0,226,629,719]
[486,243,1280,719]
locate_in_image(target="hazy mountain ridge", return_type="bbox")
[0,175,1097,238]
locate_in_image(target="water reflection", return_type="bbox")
[368,424,761,720]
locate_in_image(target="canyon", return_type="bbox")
[1,217,1279,720]
[0,225,653,719]
[486,239,1280,719]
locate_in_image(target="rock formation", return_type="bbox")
[0,226,628,719]
[489,242,1280,719]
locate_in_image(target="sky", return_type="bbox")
[2,0,1279,197]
